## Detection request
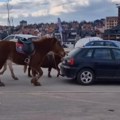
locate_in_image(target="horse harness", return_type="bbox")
[16,38,35,65]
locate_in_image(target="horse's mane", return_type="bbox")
[32,37,59,52]
[33,37,58,45]
[33,37,54,42]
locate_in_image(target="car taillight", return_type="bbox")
[67,58,75,65]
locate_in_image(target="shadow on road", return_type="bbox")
[61,77,120,86]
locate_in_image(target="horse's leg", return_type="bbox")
[0,65,6,86]
[7,60,18,80]
[0,62,7,74]
[23,65,32,77]
[48,67,52,77]
[23,65,27,73]
[28,67,32,77]
[0,78,5,86]
[0,51,10,86]
[31,67,43,86]
[56,67,60,77]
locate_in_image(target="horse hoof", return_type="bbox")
[28,74,32,77]
[48,75,52,78]
[31,79,41,86]
[34,82,41,86]
[57,74,59,77]
[0,72,4,74]
[60,74,64,77]
[0,82,5,87]
[31,79,34,84]
[13,77,19,80]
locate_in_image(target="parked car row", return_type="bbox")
[60,39,120,85]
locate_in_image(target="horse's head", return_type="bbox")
[51,37,65,57]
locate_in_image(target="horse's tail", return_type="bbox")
[24,65,27,73]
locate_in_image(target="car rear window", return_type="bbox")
[68,48,82,57]
[4,35,14,41]
[15,36,23,40]
[82,49,94,58]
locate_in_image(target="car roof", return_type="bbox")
[85,40,120,47]
[73,45,119,49]
[7,34,38,38]
[4,34,38,39]
[83,46,119,49]
[87,39,120,43]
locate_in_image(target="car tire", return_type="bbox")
[77,68,95,85]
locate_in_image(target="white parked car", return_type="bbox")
[75,36,103,48]
[2,34,39,42]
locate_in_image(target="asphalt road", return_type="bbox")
[0,65,120,120]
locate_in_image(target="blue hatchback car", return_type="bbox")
[60,46,120,85]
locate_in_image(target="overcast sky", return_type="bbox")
[0,0,120,26]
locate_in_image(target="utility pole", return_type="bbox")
[7,0,10,26]
[6,0,11,35]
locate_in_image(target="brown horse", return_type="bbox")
[26,52,62,77]
[0,37,65,86]
[0,53,62,79]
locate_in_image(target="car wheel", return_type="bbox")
[77,68,94,85]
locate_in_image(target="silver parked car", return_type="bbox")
[2,34,39,42]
